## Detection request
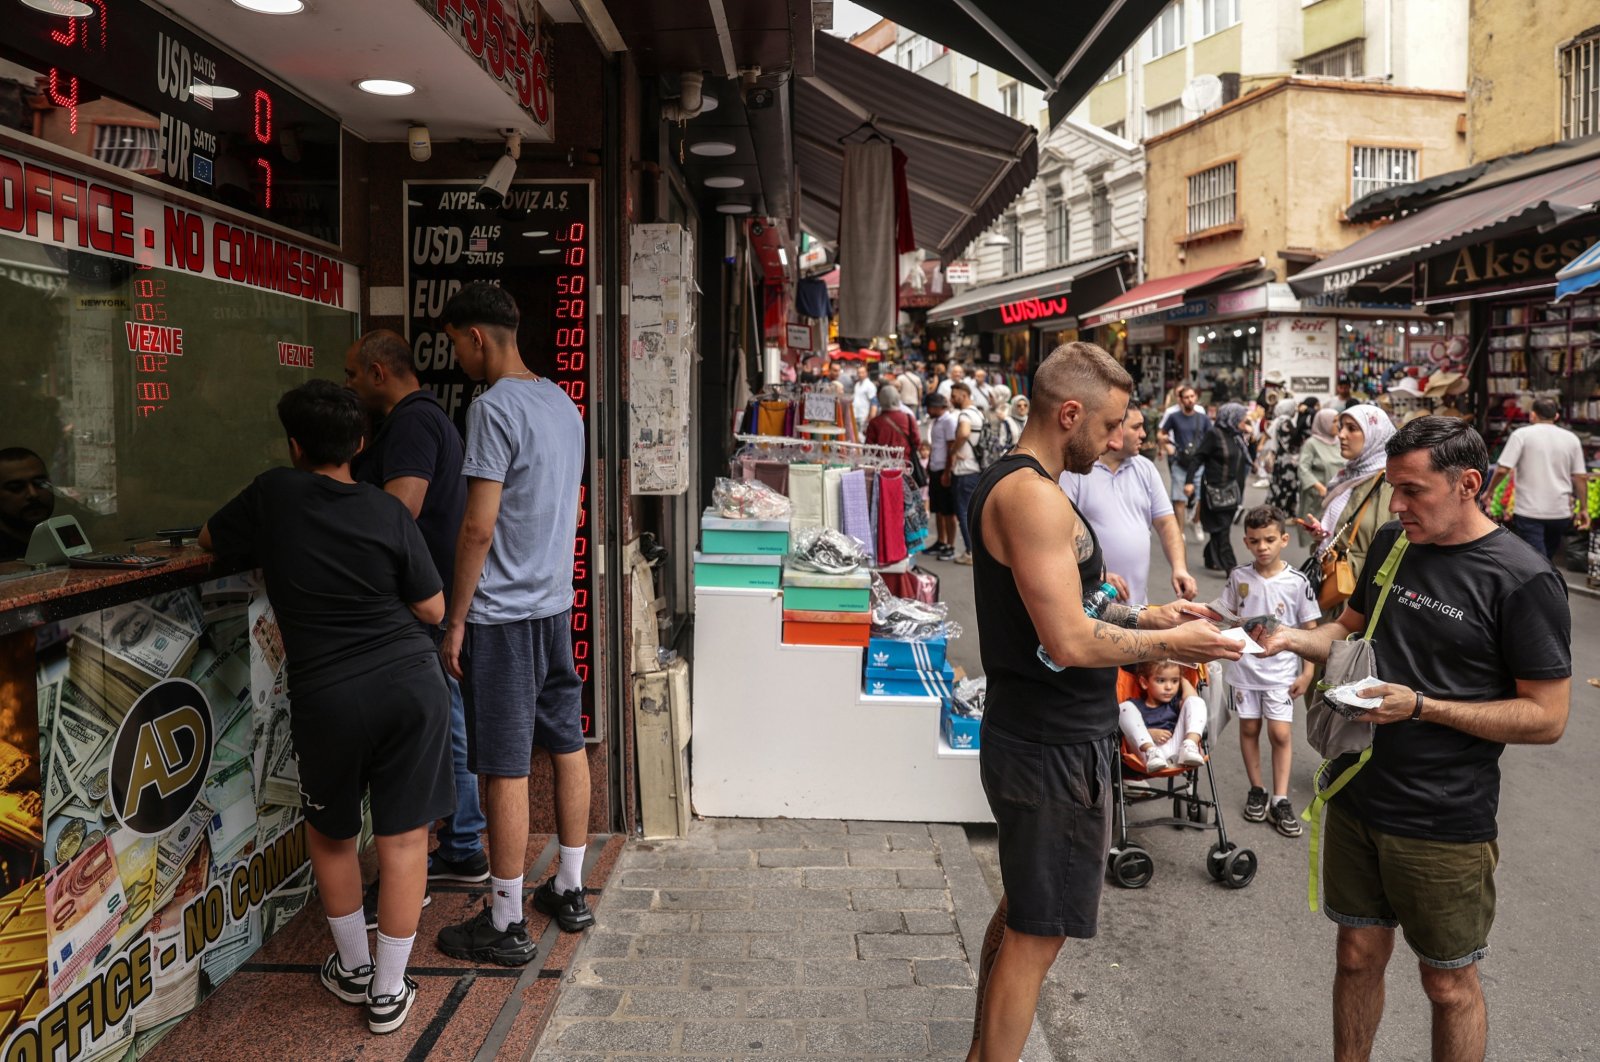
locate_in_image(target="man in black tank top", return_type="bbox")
[963,343,1243,1062]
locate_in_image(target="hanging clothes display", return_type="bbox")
[840,469,876,566]
[838,139,897,340]
[876,468,908,566]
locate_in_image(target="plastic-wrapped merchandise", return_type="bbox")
[789,527,868,574]
[952,676,986,719]
[712,477,793,520]
[868,574,964,640]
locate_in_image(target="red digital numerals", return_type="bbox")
[132,271,169,417]
[554,221,593,719]
[253,89,273,209]
[433,0,551,124]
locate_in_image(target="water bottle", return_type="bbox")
[1038,583,1119,671]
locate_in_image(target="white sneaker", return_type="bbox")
[1252,477,1270,488]
[1178,740,1205,767]
[1142,747,1169,771]
[1189,525,1206,543]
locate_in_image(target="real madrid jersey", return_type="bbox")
[1212,562,1320,690]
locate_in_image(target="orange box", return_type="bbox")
[783,609,869,625]
[783,621,871,647]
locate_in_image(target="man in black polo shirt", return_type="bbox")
[346,329,486,893]
[1257,417,1571,1062]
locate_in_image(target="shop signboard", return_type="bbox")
[1126,320,1168,344]
[944,261,974,284]
[787,324,812,350]
[1421,229,1591,301]
[1261,317,1337,401]
[998,295,1070,325]
[1164,298,1213,322]
[416,0,555,138]
[1215,286,1266,316]
[404,180,600,742]
[0,578,315,1062]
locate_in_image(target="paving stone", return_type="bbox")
[855,933,965,960]
[886,832,936,851]
[799,910,904,934]
[596,911,694,934]
[846,848,940,868]
[552,1019,678,1053]
[682,1022,805,1053]
[757,849,849,868]
[851,888,951,911]
[633,933,749,959]
[657,889,753,910]
[745,989,866,1020]
[864,986,976,1020]
[757,818,848,833]
[747,888,852,910]
[601,887,656,910]
[913,958,977,987]
[617,849,665,868]
[688,959,802,988]
[554,988,623,1017]
[800,959,915,987]
[584,959,687,986]
[622,988,741,1018]
[801,868,899,889]
[698,910,801,933]
[663,849,757,868]
[902,911,957,935]
[619,868,708,888]
[894,868,948,889]
[803,1022,932,1055]
[846,821,929,836]
[749,933,858,959]
[929,1020,977,1054]
[579,934,635,958]
[704,868,804,888]
[711,832,790,851]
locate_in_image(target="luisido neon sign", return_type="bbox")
[999,295,1069,324]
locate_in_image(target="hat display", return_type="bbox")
[1387,376,1425,398]
[1423,370,1465,397]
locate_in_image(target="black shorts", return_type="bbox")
[291,653,455,839]
[928,476,956,516]
[980,722,1115,938]
[461,611,586,775]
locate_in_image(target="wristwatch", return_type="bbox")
[1122,604,1145,629]
[1411,691,1425,722]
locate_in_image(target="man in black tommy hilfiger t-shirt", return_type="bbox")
[1257,417,1571,1062]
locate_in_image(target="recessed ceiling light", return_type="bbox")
[521,230,550,238]
[704,175,744,189]
[190,84,241,101]
[690,140,737,157]
[716,202,752,214]
[356,78,415,97]
[229,0,305,12]
[20,0,93,15]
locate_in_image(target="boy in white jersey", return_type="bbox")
[1213,506,1319,836]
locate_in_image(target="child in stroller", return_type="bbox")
[1118,659,1208,772]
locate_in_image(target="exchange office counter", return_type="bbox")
[0,547,317,1061]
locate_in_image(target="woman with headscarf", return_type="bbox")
[1296,408,1345,549]
[1310,404,1397,585]
[1193,401,1251,571]
[1258,397,1301,512]
[996,395,1028,455]
[864,382,922,470]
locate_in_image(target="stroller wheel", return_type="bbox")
[1109,846,1155,889]
[1222,848,1258,889]
[1187,800,1208,825]
[1206,841,1233,881]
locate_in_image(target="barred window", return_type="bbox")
[1145,100,1186,137]
[1301,39,1364,78]
[93,125,160,174]
[1561,31,1599,139]
[1005,212,1023,274]
[1187,161,1236,233]
[1351,145,1418,203]
[1046,194,1070,266]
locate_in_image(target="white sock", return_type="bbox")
[490,874,524,932]
[372,931,414,998]
[1272,794,1288,804]
[327,909,370,972]
[555,845,587,895]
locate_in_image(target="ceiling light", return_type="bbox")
[1207,331,1217,339]
[1247,326,1257,334]
[1344,323,1354,332]
[20,0,93,15]
[190,83,241,101]
[1408,325,1419,334]
[704,175,744,189]
[1233,329,1243,338]
[716,202,752,214]
[1375,318,1385,325]
[1197,335,1206,344]
[356,78,415,96]
[689,140,737,157]
[521,230,550,238]
[229,0,304,12]
[778,248,789,266]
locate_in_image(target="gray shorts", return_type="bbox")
[1169,461,1203,503]
[460,611,585,775]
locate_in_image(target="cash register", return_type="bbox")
[22,516,170,570]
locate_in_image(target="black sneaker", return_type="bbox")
[362,879,432,931]
[1271,798,1304,837]
[1243,786,1269,822]
[319,953,372,1005]
[366,975,418,1034]
[428,850,490,884]
[532,877,595,933]
[436,905,538,966]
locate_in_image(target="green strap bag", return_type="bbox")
[1301,533,1409,911]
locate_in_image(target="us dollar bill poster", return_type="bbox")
[0,576,315,1061]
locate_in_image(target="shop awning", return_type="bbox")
[1078,260,1261,328]
[796,32,1038,262]
[925,252,1131,324]
[858,0,1171,129]
[1288,159,1600,298]
[1555,240,1600,302]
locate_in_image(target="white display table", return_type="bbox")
[690,587,992,822]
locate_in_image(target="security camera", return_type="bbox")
[408,124,432,162]
[478,131,522,210]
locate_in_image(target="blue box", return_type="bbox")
[866,636,947,672]
[942,703,981,750]
[863,662,956,700]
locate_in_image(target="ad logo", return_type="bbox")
[109,679,213,836]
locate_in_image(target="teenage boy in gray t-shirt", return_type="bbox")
[435,283,593,967]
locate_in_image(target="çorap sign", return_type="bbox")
[108,679,214,837]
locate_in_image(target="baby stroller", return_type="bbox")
[1106,663,1257,890]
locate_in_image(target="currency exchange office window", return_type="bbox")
[0,231,357,551]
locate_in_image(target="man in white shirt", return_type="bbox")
[1487,397,1590,562]
[971,367,995,411]
[925,392,958,558]
[1060,402,1197,604]
[895,363,923,411]
[945,383,985,564]
[851,364,877,426]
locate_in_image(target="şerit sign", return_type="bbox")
[1422,230,1591,299]
[998,295,1069,324]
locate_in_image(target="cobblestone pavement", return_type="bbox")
[536,819,993,1060]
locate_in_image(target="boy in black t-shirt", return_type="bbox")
[201,380,454,1035]
[1255,417,1571,1062]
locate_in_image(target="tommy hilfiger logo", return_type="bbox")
[1388,582,1466,621]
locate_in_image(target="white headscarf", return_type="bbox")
[1316,404,1396,556]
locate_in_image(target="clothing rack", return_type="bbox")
[733,433,906,470]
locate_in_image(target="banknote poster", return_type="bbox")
[0,576,313,1061]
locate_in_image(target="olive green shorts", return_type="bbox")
[1322,801,1498,969]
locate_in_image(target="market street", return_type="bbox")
[938,480,1600,1061]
